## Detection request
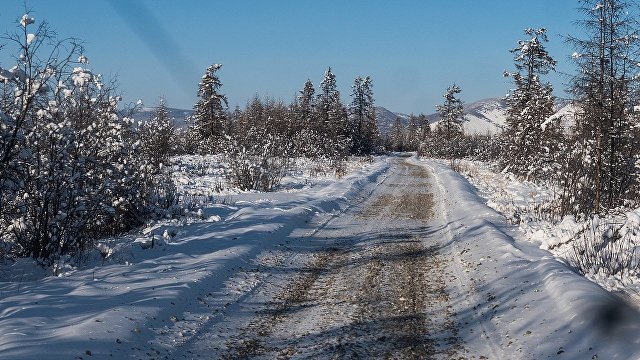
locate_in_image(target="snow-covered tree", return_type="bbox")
[404,115,419,151]
[415,114,433,156]
[435,84,465,167]
[561,0,640,216]
[390,117,406,151]
[298,79,316,125]
[291,79,321,157]
[192,64,228,153]
[139,97,175,166]
[349,75,380,155]
[501,28,563,179]
[317,68,349,158]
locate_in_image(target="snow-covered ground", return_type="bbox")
[0,155,388,359]
[417,158,640,359]
[3,154,640,359]
[456,159,640,297]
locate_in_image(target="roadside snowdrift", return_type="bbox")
[418,158,640,359]
[458,160,640,293]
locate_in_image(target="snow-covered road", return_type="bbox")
[176,158,464,358]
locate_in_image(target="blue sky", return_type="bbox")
[0,1,580,114]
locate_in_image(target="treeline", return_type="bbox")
[169,66,383,191]
[184,66,382,157]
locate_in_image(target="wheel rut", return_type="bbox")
[216,159,465,359]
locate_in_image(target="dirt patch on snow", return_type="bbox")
[220,159,463,358]
[359,162,434,221]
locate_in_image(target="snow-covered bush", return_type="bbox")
[225,135,291,192]
[0,14,175,266]
[568,213,640,283]
[458,160,640,290]
[222,96,296,192]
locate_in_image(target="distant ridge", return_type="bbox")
[131,97,573,136]
[131,107,194,128]
[374,106,411,135]
[425,97,574,135]
[374,98,509,136]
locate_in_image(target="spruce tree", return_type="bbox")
[361,76,381,153]
[405,116,419,151]
[293,79,319,157]
[192,64,228,152]
[416,114,432,157]
[317,68,349,158]
[298,79,316,127]
[390,117,405,151]
[502,28,561,179]
[349,75,380,155]
[435,84,464,167]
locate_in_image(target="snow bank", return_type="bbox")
[417,158,640,359]
[458,160,640,293]
[172,155,374,199]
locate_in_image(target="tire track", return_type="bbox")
[220,159,465,359]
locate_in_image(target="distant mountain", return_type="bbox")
[547,100,576,130]
[426,97,574,135]
[374,99,510,136]
[131,107,194,128]
[375,106,411,135]
[461,97,509,134]
[425,97,508,135]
